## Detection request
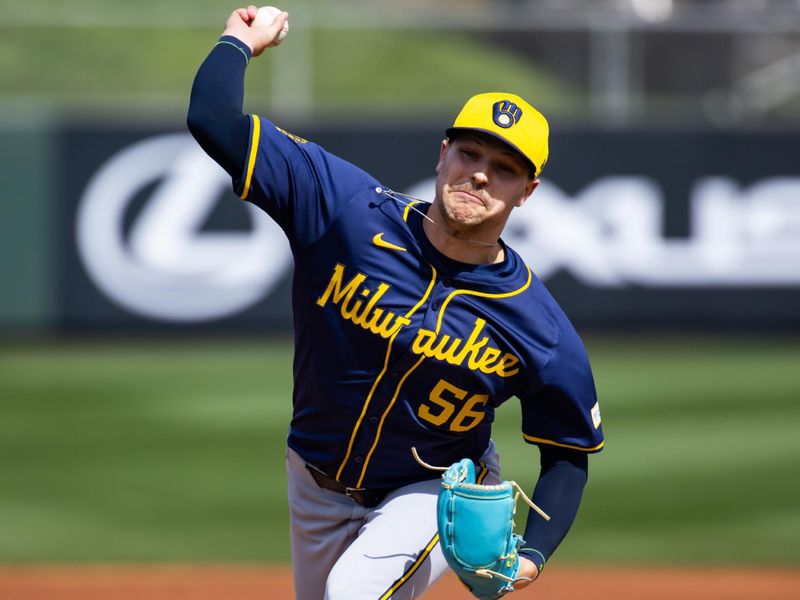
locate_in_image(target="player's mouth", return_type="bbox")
[451,187,486,206]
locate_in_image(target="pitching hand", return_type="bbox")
[222,5,289,57]
[514,557,540,589]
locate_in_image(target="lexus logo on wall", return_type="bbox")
[77,133,800,324]
[76,134,292,322]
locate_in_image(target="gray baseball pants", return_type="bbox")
[285,443,501,600]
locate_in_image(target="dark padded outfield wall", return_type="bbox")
[55,124,800,332]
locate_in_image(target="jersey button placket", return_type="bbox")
[347,286,445,484]
[426,280,452,319]
[343,368,402,483]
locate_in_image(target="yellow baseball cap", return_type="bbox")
[446,92,549,177]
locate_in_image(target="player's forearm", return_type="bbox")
[519,447,588,573]
[186,36,252,177]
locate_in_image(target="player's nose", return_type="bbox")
[471,170,489,187]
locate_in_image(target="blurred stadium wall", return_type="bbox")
[2,0,800,335]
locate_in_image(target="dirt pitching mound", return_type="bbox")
[1,564,798,599]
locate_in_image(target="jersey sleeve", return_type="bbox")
[519,326,605,453]
[234,115,379,249]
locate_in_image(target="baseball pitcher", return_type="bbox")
[187,6,604,599]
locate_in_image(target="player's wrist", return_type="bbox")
[520,556,539,577]
[215,35,254,64]
[513,557,539,590]
[518,548,545,577]
[219,31,256,56]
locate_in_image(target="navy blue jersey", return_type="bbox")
[235,115,604,490]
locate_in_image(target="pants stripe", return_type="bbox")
[379,532,440,600]
[477,461,489,483]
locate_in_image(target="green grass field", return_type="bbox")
[1,336,799,565]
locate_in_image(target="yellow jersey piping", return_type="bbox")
[356,263,454,486]
[402,200,420,222]
[239,115,261,200]
[357,353,426,487]
[435,266,533,332]
[523,434,605,452]
[336,266,437,481]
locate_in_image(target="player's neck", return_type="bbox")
[421,213,505,265]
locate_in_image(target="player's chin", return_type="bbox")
[444,205,484,229]
[445,197,484,222]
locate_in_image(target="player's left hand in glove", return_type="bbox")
[435,458,550,599]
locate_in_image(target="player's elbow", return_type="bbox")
[186,104,250,178]
[186,102,211,145]
[186,91,225,143]
[185,102,229,159]
[186,101,248,150]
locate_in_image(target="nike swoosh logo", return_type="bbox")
[372,232,407,252]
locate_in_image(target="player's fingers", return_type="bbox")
[273,12,289,32]
[263,11,289,46]
[258,10,288,31]
[225,8,249,30]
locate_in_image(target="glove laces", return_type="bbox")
[411,447,550,521]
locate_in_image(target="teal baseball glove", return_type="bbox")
[435,458,550,599]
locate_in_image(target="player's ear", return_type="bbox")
[435,139,449,173]
[516,178,539,207]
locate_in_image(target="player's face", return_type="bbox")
[434,133,538,237]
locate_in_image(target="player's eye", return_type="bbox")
[460,148,479,160]
[496,163,518,176]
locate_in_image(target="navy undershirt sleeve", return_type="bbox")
[519,446,589,573]
[187,36,253,178]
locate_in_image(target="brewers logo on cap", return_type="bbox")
[492,100,522,128]
[446,92,549,177]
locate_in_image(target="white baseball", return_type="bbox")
[253,6,289,44]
